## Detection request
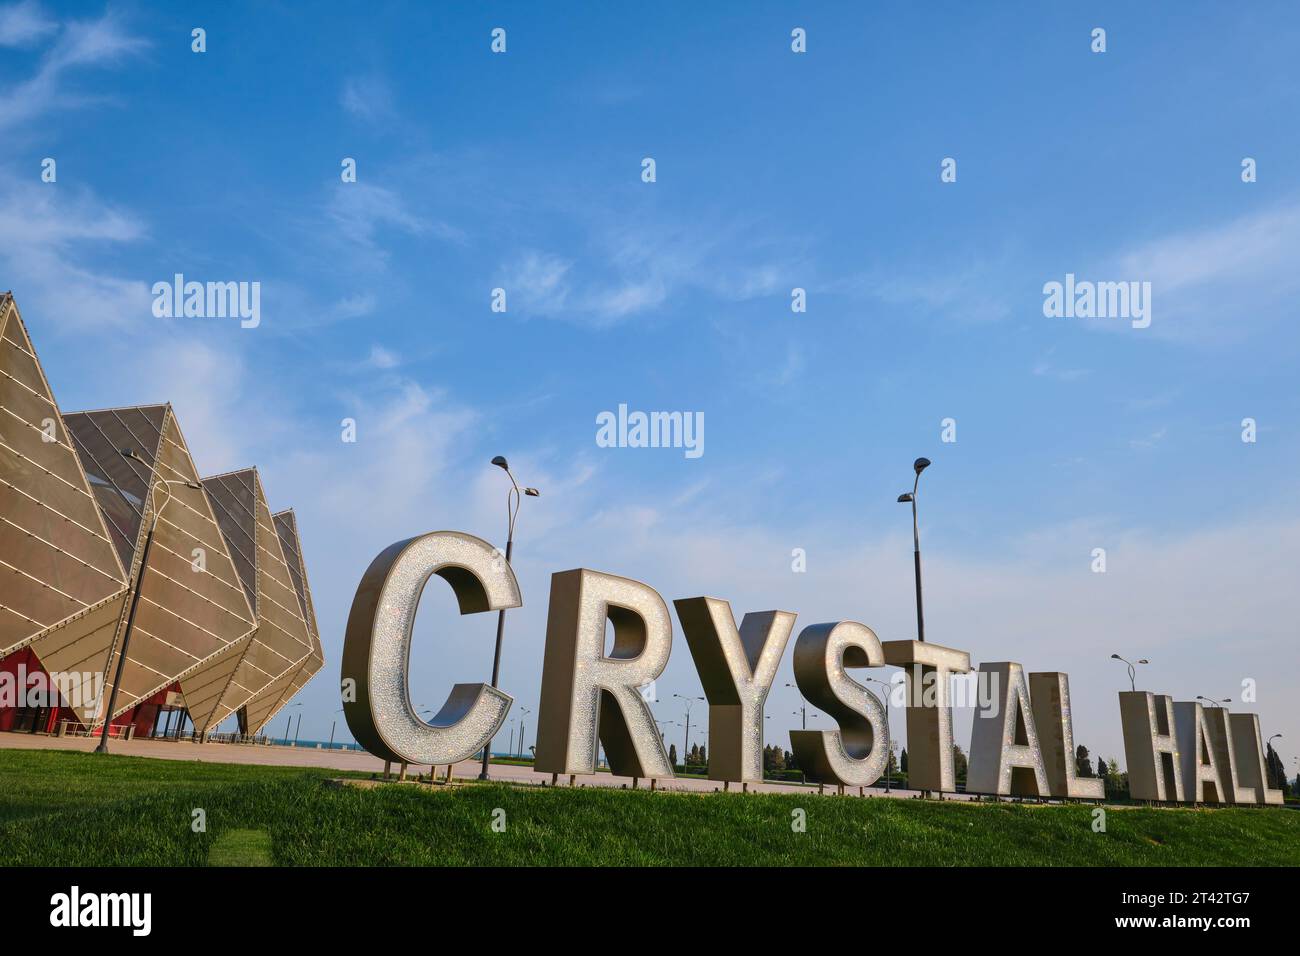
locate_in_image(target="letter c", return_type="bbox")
[341,531,520,765]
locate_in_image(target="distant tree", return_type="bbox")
[1265,744,1286,791]
[951,744,968,785]
[1076,745,1094,778]
[688,743,700,766]
[1096,755,1108,780]
[885,739,900,776]
[900,748,909,773]
[668,743,678,767]
[763,745,786,774]
[1102,758,1123,796]
[699,744,707,768]
[784,749,798,771]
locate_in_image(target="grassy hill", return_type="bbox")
[1,748,1296,866]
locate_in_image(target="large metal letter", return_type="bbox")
[341,531,520,766]
[534,569,673,779]
[1119,691,1184,802]
[881,639,971,791]
[674,598,795,784]
[1229,711,1284,805]
[1029,671,1103,799]
[968,662,1048,796]
[788,622,888,787]
[1173,701,1224,804]
[1201,707,1252,804]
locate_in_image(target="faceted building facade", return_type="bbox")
[0,293,323,738]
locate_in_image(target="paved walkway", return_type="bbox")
[0,731,944,799]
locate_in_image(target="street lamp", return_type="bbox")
[674,693,703,765]
[1110,654,1148,692]
[788,708,818,783]
[864,676,894,793]
[517,706,531,758]
[329,707,346,748]
[785,683,808,729]
[480,455,539,781]
[897,457,931,642]
[1196,696,1231,708]
[95,449,202,754]
[282,702,302,745]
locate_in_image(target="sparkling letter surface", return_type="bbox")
[1173,701,1224,803]
[1201,707,1252,804]
[674,598,796,783]
[788,621,888,787]
[1029,671,1103,799]
[1119,691,1184,802]
[534,569,673,779]
[968,662,1049,796]
[341,531,520,766]
[881,639,971,791]
[1228,711,1284,805]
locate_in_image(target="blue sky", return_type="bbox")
[3,1,1299,770]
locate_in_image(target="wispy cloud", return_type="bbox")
[0,6,146,131]
[1032,347,1090,382]
[0,176,149,328]
[340,73,396,124]
[0,0,56,48]
[1108,198,1300,343]
[498,213,805,327]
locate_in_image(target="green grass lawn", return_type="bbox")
[2,748,1296,866]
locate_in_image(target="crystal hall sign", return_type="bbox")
[341,531,1283,805]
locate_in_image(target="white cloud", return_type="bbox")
[0,1,56,48]
[498,215,803,327]
[0,8,146,131]
[0,176,149,329]
[1103,198,1300,343]
[500,250,572,315]
[340,74,395,124]
[364,344,400,369]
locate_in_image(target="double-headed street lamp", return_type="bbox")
[479,456,539,780]
[1109,654,1149,692]
[897,457,931,642]
[785,683,810,729]
[1196,696,1231,708]
[674,693,703,762]
[95,449,202,755]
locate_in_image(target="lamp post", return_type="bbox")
[897,457,931,642]
[517,706,531,758]
[1196,696,1231,708]
[674,693,703,767]
[95,450,202,755]
[789,708,818,783]
[864,676,894,793]
[480,456,539,781]
[282,702,301,745]
[785,683,807,730]
[1109,654,1149,692]
[329,708,344,748]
